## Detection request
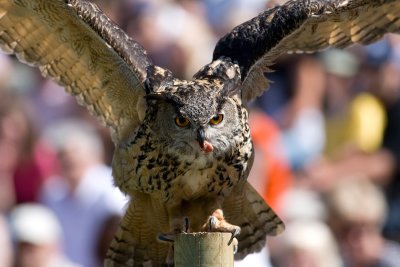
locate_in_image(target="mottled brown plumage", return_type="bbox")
[0,0,399,266]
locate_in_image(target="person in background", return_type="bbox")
[40,120,127,267]
[0,91,58,211]
[272,220,343,267]
[247,109,293,211]
[378,35,400,243]
[270,184,338,267]
[9,204,80,267]
[279,54,326,171]
[233,110,293,267]
[303,46,395,193]
[0,214,13,267]
[326,178,400,267]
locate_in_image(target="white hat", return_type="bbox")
[321,48,359,77]
[10,204,61,245]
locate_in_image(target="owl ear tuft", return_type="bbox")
[145,65,174,93]
[194,57,242,98]
[194,57,241,82]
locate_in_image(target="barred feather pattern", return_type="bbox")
[0,0,146,141]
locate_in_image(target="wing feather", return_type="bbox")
[223,182,284,259]
[213,0,400,102]
[68,0,151,84]
[0,0,151,142]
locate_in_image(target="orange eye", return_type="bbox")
[175,116,190,127]
[210,114,224,125]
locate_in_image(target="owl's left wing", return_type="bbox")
[213,0,400,102]
[0,0,152,141]
[223,182,284,259]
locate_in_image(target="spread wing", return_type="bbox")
[213,0,400,102]
[0,0,152,141]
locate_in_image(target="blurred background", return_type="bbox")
[1,0,400,266]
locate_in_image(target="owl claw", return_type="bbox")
[232,238,239,254]
[228,228,240,245]
[184,217,190,233]
[157,233,175,243]
[158,218,190,243]
[205,209,241,246]
[208,216,218,231]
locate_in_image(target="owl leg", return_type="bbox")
[158,205,190,266]
[104,208,134,266]
[158,203,189,242]
[205,208,241,245]
[158,217,189,242]
[105,201,150,267]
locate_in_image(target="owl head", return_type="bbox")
[144,58,243,156]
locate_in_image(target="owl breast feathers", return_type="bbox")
[0,0,400,266]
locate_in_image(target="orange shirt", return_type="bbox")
[248,110,293,211]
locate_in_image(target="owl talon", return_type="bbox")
[184,217,190,233]
[208,216,218,231]
[158,233,175,243]
[232,238,239,254]
[205,209,241,246]
[159,217,191,243]
[228,227,241,245]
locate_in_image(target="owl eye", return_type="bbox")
[210,114,224,125]
[175,116,190,127]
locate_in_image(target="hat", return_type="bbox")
[10,204,61,245]
[321,48,359,77]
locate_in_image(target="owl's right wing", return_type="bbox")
[0,0,152,141]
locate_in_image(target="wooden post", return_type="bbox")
[174,232,234,267]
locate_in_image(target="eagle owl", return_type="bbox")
[1,0,400,266]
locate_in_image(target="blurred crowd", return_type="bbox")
[1,0,400,266]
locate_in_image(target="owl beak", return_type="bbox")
[197,128,213,153]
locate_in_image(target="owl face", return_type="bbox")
[147,80,241,157]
